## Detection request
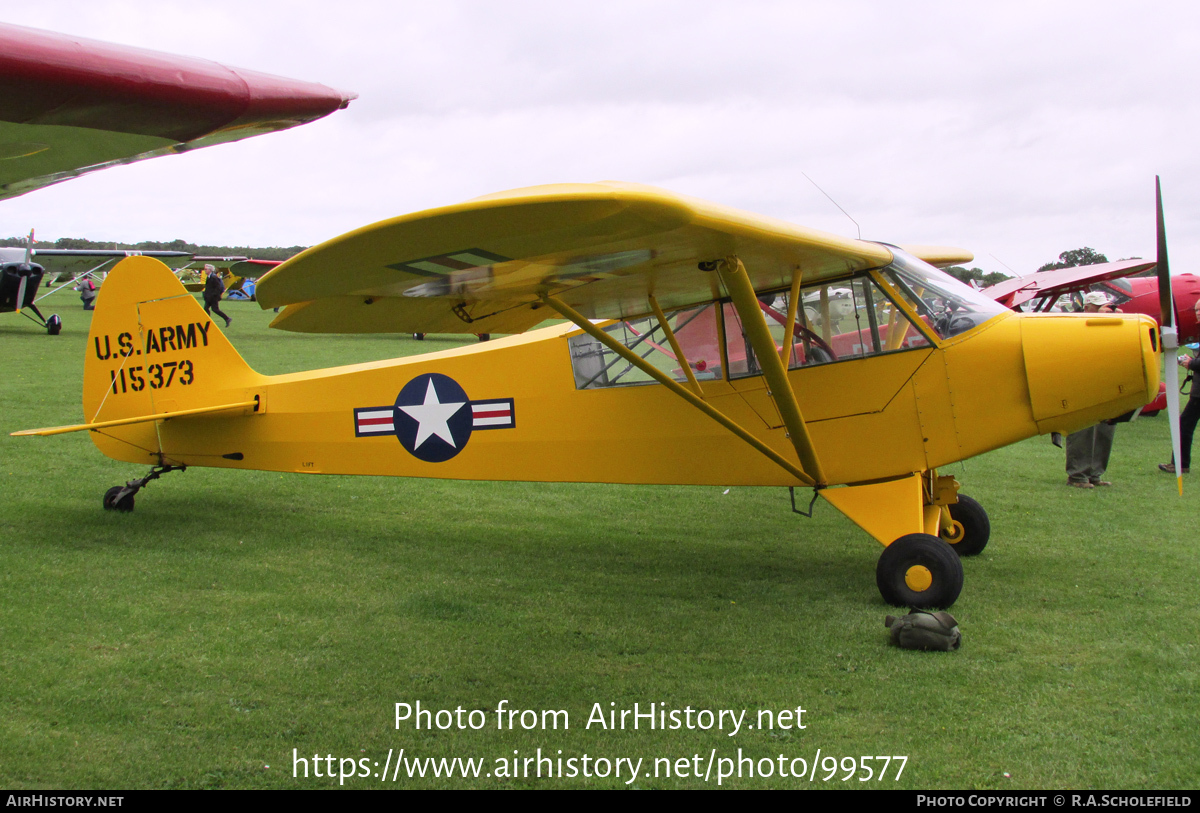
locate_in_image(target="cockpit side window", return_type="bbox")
[881,248,1008,339]
[723,273,933,378]
[568,249,1004,389]
[569,304,723,389]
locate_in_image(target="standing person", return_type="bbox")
[75,276,97,310]
[202,264,232,328]
[1066,292,1120,488]
[1159,299,1200,475]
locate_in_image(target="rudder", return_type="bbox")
[84,257,265,464]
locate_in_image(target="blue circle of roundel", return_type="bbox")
[392,373,473,462]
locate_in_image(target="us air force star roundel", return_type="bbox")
[393,374,471,462]
[353,373,516,463]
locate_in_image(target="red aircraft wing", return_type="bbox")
[983,259,1156,309]
[0,22,355,201]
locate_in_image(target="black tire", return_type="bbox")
[795,325,837,363]
[47,314,62,335]
[413,333,426,341]
[806,345,835,365]
[877,533,963,609]
[103,486,134,513]
[940,494,990,556]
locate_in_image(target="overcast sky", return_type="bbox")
[3,1,1198,277]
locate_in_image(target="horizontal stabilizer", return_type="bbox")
[12,399,258,437]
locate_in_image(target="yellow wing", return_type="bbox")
[895,244,975,268]
[256,181,968,334]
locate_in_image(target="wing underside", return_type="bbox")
[0,22,355,201]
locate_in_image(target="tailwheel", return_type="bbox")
[877,533,964,609]
[103,486,135,512]
[100,464,185,513]
[940,494,989,557]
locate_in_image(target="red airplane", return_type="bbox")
[983,260,1200,343]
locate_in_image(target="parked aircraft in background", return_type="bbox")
[180,258,282,298]
[1,236,193,333]
[0,245,191,277]
[984,260,1200,343]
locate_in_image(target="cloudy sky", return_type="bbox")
[3,1,1198,277]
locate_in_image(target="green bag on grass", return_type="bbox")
[885,611,961,651]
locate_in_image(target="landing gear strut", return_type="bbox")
[102,464,186,512]
[16,302,60,334]
[939,494,990,557]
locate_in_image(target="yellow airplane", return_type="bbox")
[179,258,282,297]
[14,182,1162,609]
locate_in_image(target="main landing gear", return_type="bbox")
[877,533,964,609]
[875,494,989,610]
[938,494,990,557]
[2,262,60,334]
[16,303,60,334]
[102,464,186,513]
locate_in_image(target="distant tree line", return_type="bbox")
[943,266,1011,287]
[0,236,306,261]
[1037,247,1107,271]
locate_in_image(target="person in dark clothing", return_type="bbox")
[202,265,232,328]
[75,276,97,310]
[1066,292,1119,487]
[1159,299,1200,475]
[1159,351,1200,475]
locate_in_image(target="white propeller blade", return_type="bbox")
[1156,176,1183,495]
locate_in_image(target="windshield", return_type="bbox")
[879,247,1008,339]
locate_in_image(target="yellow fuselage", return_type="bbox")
[86,264,1159,490]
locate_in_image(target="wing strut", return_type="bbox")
[780,269,803,365]
[35,261,115,304]
[717,256,828,486]
[648,294,704,397]
[540,294,815,486]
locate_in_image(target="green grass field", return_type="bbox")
[1,287,1196,789]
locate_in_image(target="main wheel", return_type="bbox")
[795,324,838,363]
[47,314,62,335]
[940,495,990,556]
[103,486,134,512]
[805,345,836,365]
[877,533,963,609]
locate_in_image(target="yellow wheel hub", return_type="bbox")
[941,521,965,544]
[904,565,933,592]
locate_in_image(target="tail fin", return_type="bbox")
[81,257,265,464]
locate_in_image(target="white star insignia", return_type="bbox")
[399,379,466,449]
